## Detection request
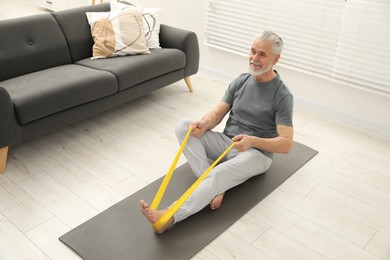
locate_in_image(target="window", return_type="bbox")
[205,0,390,96]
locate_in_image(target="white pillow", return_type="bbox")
[142,7,162,49]
[110,0,162,49]
[86,8,150,59]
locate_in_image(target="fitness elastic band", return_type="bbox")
[150,127,235,231]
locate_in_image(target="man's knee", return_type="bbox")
[175,119,192,138]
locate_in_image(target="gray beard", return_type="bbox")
[249,62,272,77]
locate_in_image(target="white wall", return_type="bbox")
[132,0,390,136]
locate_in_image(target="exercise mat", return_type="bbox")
[60,141,317,260]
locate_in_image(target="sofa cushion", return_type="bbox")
[0,14,72,81]
[1,64,118,124]
[86,7,150,59]
[76,48,186,91]
[51,3,111,62]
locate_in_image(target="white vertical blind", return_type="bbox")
[205,0,390,96]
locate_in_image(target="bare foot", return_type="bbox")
[139,200,174,234]
[210,193,225,210]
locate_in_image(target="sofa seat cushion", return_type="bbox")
[76,48,185,91]
[2,64,118,124]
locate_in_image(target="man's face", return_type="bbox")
[249,39,279,77]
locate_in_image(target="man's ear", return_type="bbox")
[273,54,281,65]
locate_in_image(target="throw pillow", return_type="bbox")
[110,0,162,49]
[142,7,162,49]
[86,8,151,59]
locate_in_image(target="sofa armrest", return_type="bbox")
[159,24,199,77]
[0,86,21,147]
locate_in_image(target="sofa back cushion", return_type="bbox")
[0,14,72,81]
[52,3,111,62]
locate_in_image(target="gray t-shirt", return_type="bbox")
[222,72,293,158]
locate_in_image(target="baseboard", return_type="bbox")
[294,98,390,136]
[199,66,236,82]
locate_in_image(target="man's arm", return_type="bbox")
[190,101,231,138]
[233,125,294,154]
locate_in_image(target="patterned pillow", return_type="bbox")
[86,8,151,59]
[142,7,162,49]
[110,0,163,49]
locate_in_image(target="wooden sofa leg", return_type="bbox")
[184,77,193,92]
[92,0,103,5]
[0,146,9,173]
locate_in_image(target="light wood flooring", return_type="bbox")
[1,73,390,259]
[1,2,390,259]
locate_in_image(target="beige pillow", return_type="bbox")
[86,8,151,59]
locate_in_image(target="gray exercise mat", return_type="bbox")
[60,141,317,260]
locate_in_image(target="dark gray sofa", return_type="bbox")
[0,3,199,173]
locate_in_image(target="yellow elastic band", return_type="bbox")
[152,141,235,231]
[150,127,193,210]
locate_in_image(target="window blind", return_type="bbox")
[205,0,390,96]
[331,0,390,96]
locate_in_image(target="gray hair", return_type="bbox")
[255,31,284,55]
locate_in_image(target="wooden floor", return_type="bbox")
[1,2,390,260]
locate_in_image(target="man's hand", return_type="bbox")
[190,101,232,138]
[233,125,293,154]
[232,134,253,152]
[189,120,208,138]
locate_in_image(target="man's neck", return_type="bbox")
[254,69,277,83]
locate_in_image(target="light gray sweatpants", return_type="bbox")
[173,119,272,223]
